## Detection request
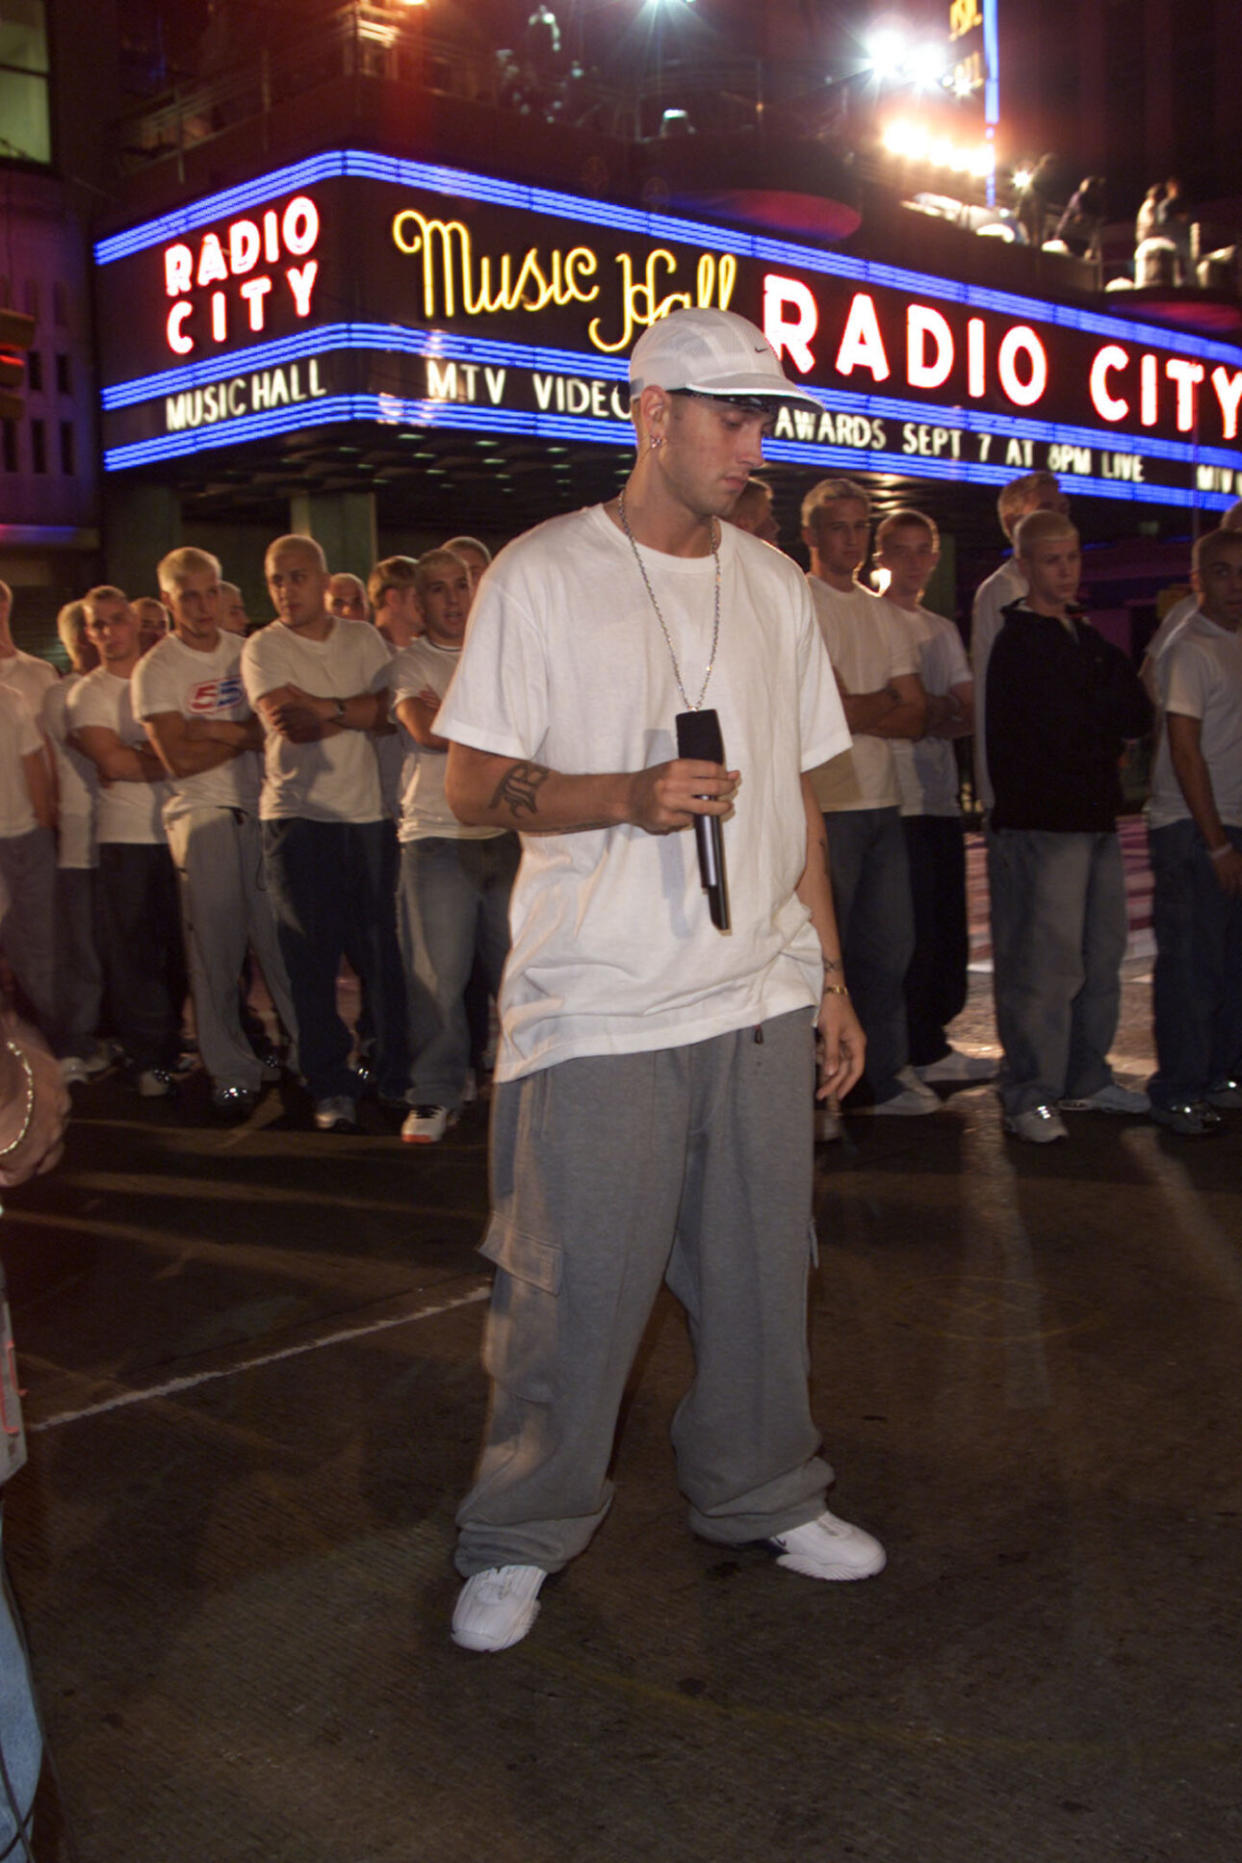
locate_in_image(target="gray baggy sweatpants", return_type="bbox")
[455,1008,833,1577]
[165,805,298,1092]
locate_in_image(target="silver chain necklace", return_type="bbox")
[616,490,720,713]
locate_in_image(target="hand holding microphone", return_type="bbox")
[675,708,731,931]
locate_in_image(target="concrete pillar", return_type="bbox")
[288,491,377,580]
[103,479,181,597]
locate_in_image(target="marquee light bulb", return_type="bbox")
[865,28,906,80]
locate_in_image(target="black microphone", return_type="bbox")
[675,708,731,932]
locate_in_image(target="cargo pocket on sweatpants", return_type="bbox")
[479,1216,563,1404]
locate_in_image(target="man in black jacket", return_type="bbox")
[986,510,1153,1141]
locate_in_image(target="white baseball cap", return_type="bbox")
[628,307,822,410]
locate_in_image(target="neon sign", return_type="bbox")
[94,151,1242,510]
[390,210,738,353]
[161,195,321,356]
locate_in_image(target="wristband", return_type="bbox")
[822,983,851,998]
[1209,842,1233,863]
[332,698,347,726]
[0,1043,35,1158]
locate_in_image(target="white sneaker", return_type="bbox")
[452,1565,545,1652]
[860,1086,940,1116]
[401,1104,459,1145]
[313,1095,358,1132]
[915,1049,998,1084]
[1058,1082,1150,1114]
[767,1509,886,1581]
[1004,1104,1068,1143]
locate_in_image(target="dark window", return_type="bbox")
[26,350,41,393]
[58,420,74,474]
[1,421,16,472]
[54,352,70,394]
[30,418,45,473]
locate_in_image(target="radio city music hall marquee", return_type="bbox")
[94,152,1242,506]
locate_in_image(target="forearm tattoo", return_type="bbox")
[490,759,551,818]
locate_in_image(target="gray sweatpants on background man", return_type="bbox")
[455,1009,833,1577]
[164,806,298,1092]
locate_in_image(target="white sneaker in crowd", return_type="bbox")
[1004,1104,1068,1143]
[767,1509,887,1581]
[313,1095,358,1132]
[915,1049,998,1084]
[401,1104,459,1145]
[452,1565,546,1652]
[859,1068,938,1116]
[1058,1082,1150,1114]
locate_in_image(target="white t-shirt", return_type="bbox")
[0,649,57,722]
[41,675,98,868]
[1148,610,1242,828]
[241,618,392,824]
[389,637,504,843]
[437,505,849,1081]
[133,631,261,820]
[1144,593,1197,670]
[971,554,1026,811]
[805,577,915,811]
[0,685,43,839]
[886,601,971,818]
[65,668,169,844]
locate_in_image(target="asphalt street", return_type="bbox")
[2,959,1240,1863]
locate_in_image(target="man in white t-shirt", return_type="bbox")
[876,510,994,1087]
[134,547,297,1121]
[1140,500,1242,703]
[367,556,424,652]
[218,581,251,637]
[0,582,57,725]
[803,477,931,1114]
[439,307,881,1657]
[42,602,107,1083]
[442,535,492,597]
[1146,528,1242,1134]
[389,549,518,1144]
[0,682,59,1057]
[242,534,407,1131]
[970,470,1067,814]
[327,573,369,622]
[67,588,186,1094]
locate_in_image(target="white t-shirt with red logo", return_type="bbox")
[133,631,261,819]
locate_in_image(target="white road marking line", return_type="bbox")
[29,1283,491,1434]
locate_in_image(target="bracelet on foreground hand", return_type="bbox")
[0,1042,35,1158]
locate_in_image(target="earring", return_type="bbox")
[650,435,663,451]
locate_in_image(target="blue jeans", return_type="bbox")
[398,834,519,1108]
[987,827,1126,1116]
[262,818,409,1102]
[0,1506,40,1858]
[0,828,60,1055]
[822,807,915,1102]
[902,814,969,1067]
[95,842,187,1071]
[1148,818,1242,1107]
